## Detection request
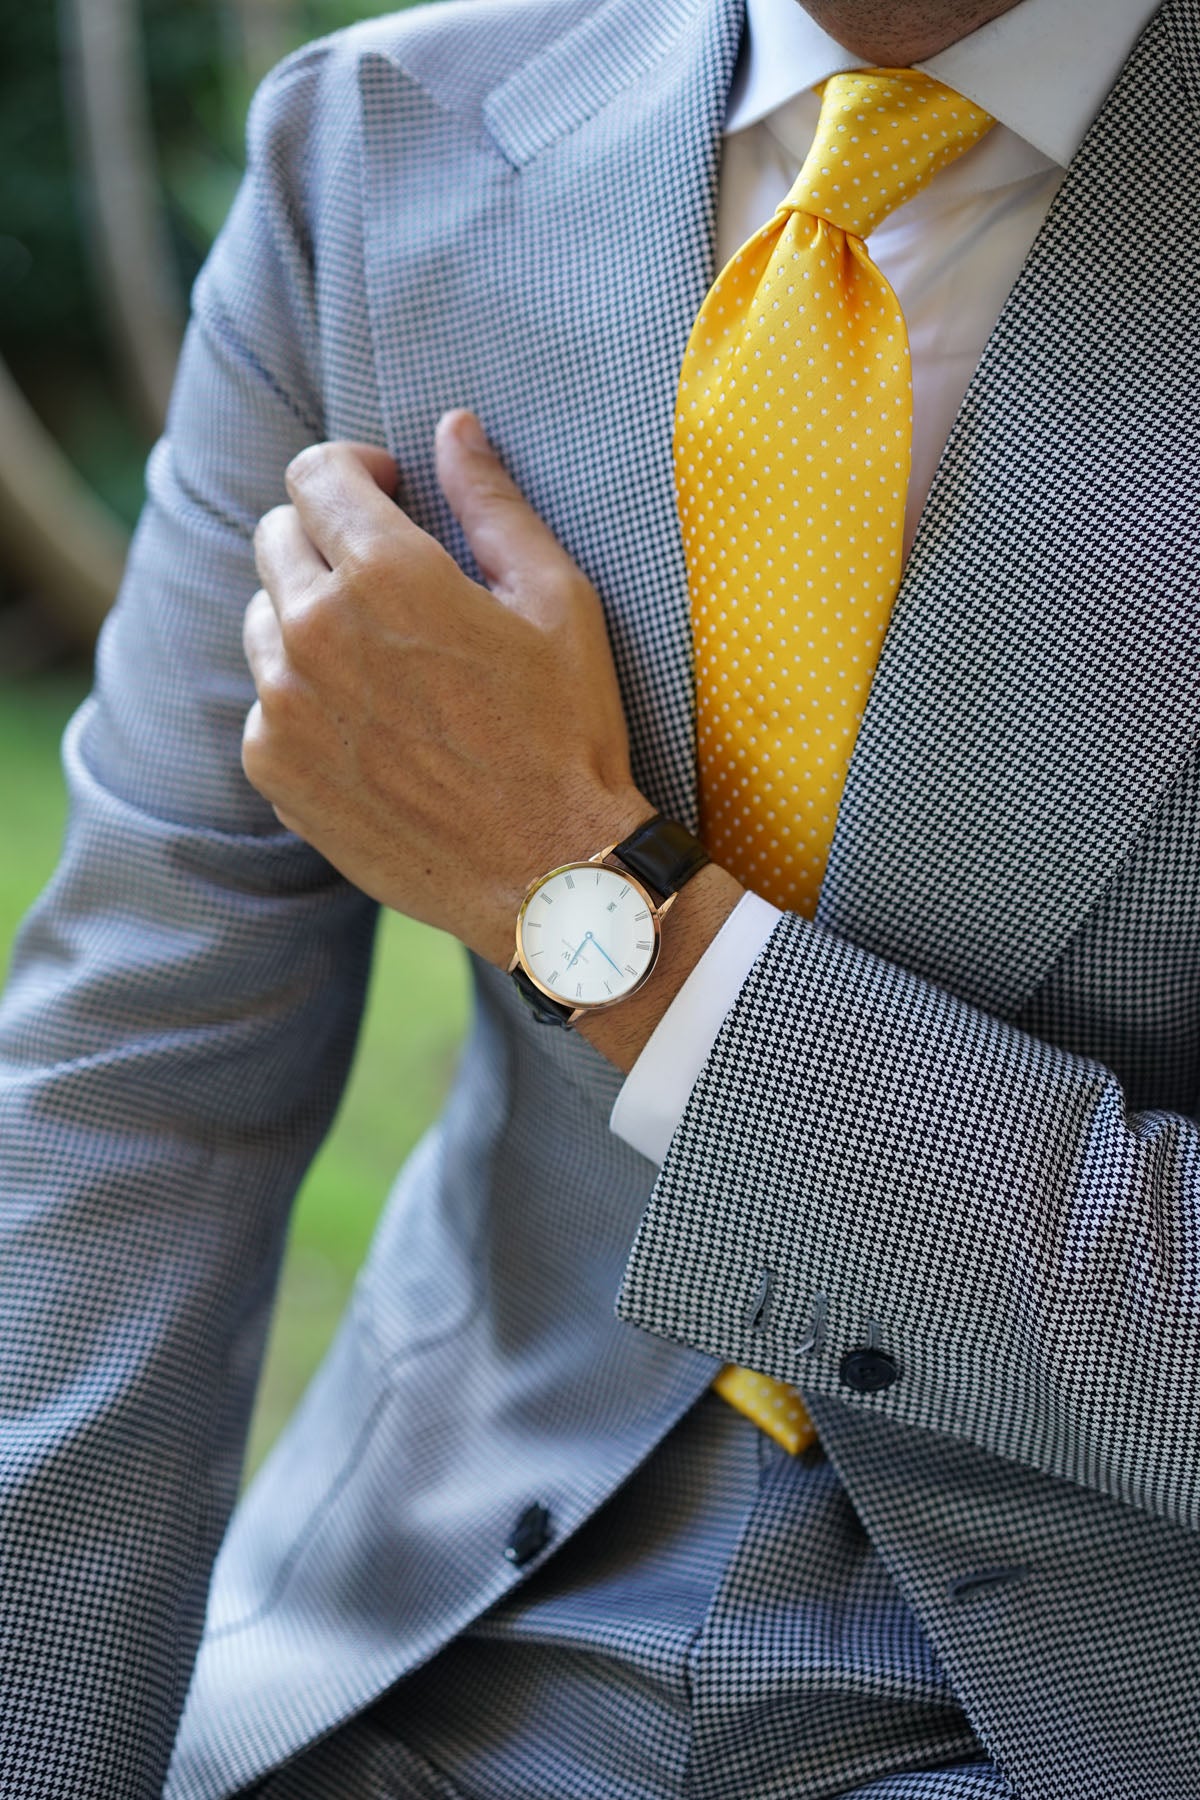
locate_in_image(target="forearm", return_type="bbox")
[577,859,745,1073]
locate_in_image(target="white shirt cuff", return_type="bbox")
[609,890,782,1167]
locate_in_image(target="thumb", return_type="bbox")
[435,410,581,617]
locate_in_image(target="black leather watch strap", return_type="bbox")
[510,964,575,1027]
[614,815,709,901]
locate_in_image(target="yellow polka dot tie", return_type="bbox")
[678,70,995,1455]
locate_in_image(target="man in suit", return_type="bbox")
[1,0,1197,1795]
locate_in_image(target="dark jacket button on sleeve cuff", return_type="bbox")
[839,1347,900,1393]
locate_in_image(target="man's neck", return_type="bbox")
[795,0,1029,66]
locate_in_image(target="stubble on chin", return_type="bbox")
[793,0,1028,66]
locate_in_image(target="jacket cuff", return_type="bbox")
[609,891,781,1165]
[615,908,1196,1522]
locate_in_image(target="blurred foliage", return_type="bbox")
[0,4,90,352]
[0,0,410,536]
[0,0,407,350]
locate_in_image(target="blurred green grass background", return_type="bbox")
[0,670,470,1477]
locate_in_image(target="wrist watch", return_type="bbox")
[508,814,710,1027]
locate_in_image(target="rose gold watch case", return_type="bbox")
[507,843,677,1020]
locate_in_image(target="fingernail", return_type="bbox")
[449,410,489,453]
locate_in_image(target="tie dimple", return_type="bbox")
[675,69,994,1453]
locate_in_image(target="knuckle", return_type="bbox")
[285,442,331,491]
[246,633,302,721]
[243,585,269,639]
[240,705,273,786]
[473,472,514,506]
[254,502,290,541]
[336,533,390,591]
[249,665,287,722]
[281,590,330,664]
[262,666,306,726]
[252,504,293,560]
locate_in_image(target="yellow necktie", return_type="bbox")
[677,70,995,1454]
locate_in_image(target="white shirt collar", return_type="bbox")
[725,0,1163,166]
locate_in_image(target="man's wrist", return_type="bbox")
[498,795,745,1067]
[575,858,745,1072]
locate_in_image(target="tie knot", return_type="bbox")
[784,68,995,240]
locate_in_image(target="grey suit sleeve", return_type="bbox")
[618,910,1200,1530]
[0,48,376,1799]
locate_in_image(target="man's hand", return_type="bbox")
[242,411,650,967]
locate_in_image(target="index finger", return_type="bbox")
[284,440,408,566]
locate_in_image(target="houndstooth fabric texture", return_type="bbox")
[0,0,1197,1795]
[368,1393,996,1799]
[250,1743,1006,1800]
[257,1396,1001,1800]
[619,0,1200,1795]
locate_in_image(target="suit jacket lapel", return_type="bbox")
[819,0,1200,1018]
[359,0,744,832]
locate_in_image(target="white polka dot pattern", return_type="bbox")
[681,70,994,1452]
[711,1362,819,1454]
[676,69,995,919]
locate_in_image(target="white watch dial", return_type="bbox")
[518,863,658,1008]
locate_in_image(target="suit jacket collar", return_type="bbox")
[374,0,735,167]
[482,0,727,167]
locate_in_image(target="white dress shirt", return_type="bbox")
[611,0,1160,1167]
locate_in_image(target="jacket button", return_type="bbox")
[839,1347,899,1393]
[504,1501,552,1567]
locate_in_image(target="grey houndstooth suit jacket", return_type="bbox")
[2,0,1199,1794]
